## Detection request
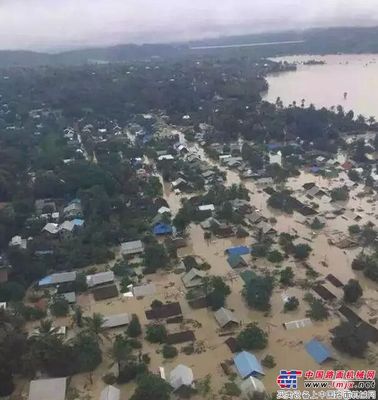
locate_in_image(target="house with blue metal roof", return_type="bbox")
[234,351,264,379]
[39,271,77,287]
[225,246,250,256]
[153,223,173,235]
[305,339,332,364]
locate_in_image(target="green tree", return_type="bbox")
[306,298,329,321]
[278,233,295,254]
[280,267,294,286]
[267,250,284,263]
[145,324,167,343]
[244,274,274,311]
[144,243,169,272]
[127,314,142,338]
[293,244,312,260]
[50,296,70,317]
[331,322,367,358]
[74,272,88,292]
[110,335,133,364]
[360,225,377,251]
[73,306,83,328]
[310,217,325,230]
[284,296,299,312]
[73,333,102,383]
[237,323,268,350]
[330,186,349,202]
[348,225,360,235]
[83,313,108,343]
[131,373,172,400]
[343,279,363,303]
[204,276,231,311]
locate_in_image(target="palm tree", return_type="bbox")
[83,313,108,343]
[108,335,134,366]
[72,305,83,328]
[368,116,376,126]
[32,319,60,339]
[357,114,366,125]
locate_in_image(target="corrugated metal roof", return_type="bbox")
[153,223,173,235]
[234,351,264,378]
[28,377,67,400]
[240,376,266,397]
[182,268,206,288]
[305,339,332,364]
[284,318,313,330]
[120,240,144,255]
[170,364,194,391]
[62,292,76,303]
[103,313,130,329]
[87,271,114,288]
[39,271,77,286]
[133,283,156,297]
[226,246,250,256]
[227,255,247,269]
[214,307,239,328]
[100,385,120,400]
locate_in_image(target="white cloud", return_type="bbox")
[0,0,377,51]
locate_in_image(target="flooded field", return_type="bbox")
[263,54,378,120]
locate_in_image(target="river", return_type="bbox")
[263,54,378,120]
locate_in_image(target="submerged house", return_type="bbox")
[240,377,266,400]
[153,223,173,235]
[225,246,250,256]
[182,268,206,288]
[103,313,130,329]
[87,271,114,288]
[234,351,264,379]
[120,240,144,256]
[28,377,67,400]
[100,385,120,400]
[227,254,248,269]
[305,339,332,364]
[39,271,77,288]
[214,307,239,329]
[169,364,194,391]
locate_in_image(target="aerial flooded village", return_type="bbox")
[0,28,378,400]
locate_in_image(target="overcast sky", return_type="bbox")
[0,0,377,51]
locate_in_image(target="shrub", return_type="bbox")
[267,250,284,263]
[222,382,241,397]
[261,355,276,368]
[348,225,361,235]
[284,296,299,312]
[182,344,195,355]
[162,344,178,359]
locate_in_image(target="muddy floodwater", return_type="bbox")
[263,54,378,120]
[158,141,378,393]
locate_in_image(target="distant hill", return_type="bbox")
[1,26,378,68]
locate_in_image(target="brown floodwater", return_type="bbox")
[263,54,378,120]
